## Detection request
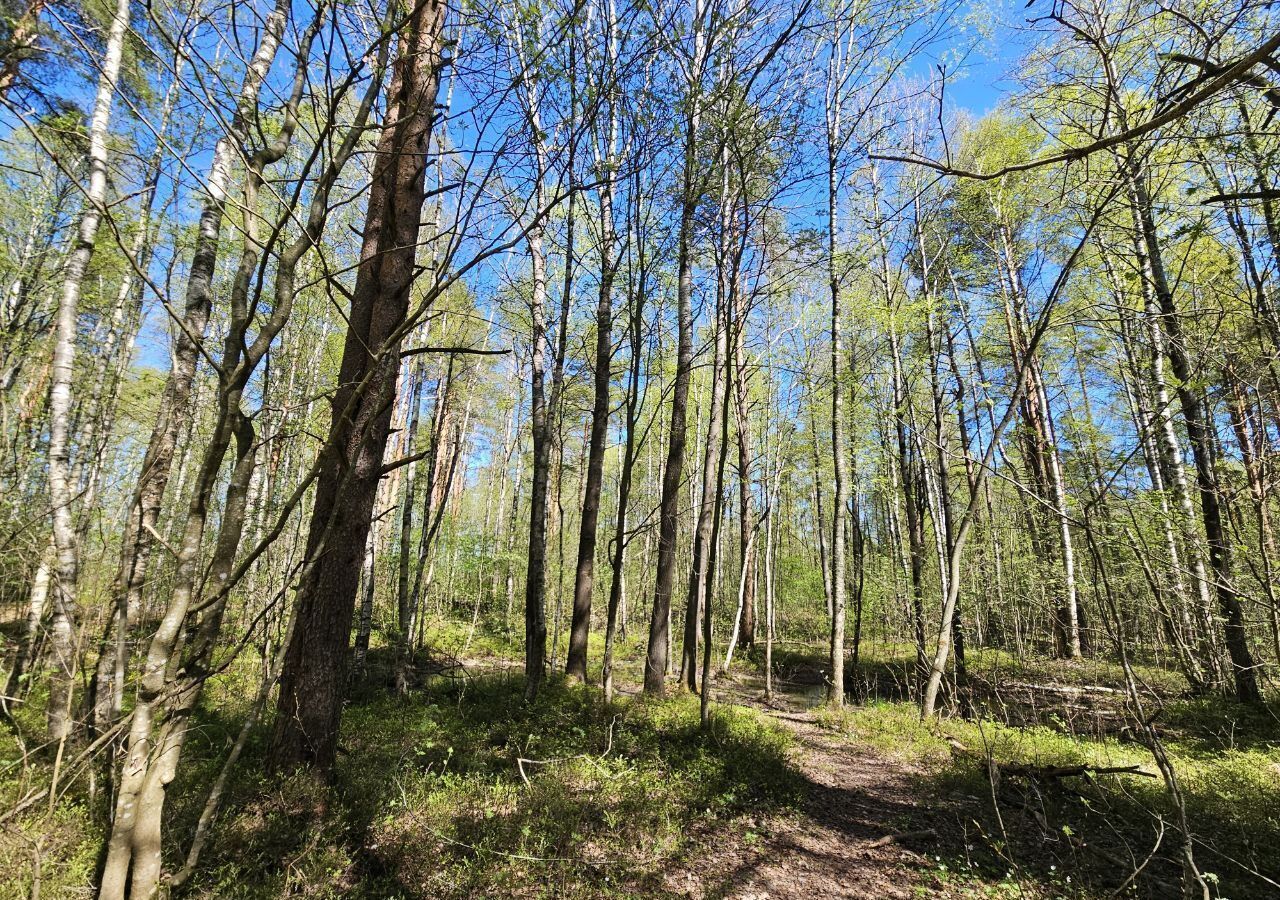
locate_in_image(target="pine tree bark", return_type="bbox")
[271,0,448,769]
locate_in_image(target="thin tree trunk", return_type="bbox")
[45,0,129,741]
[397,356,427,640]
[566,69,620,679]
[99,13,357,891]
[2,540,53,712]
[89,68,182,736]
[603,233,644,700]
[700,327,733,725]
[1129,166,1261,704]
[682,236,729,690]
[645,34,703,694]
[826,133,848,708]
[110,0,290,649]
[731,263,756,650]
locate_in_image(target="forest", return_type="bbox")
[0,0,1278,895]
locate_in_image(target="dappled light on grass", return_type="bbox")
[178,675,802,899]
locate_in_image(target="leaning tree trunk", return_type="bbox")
[1129,166,1262,705]
[272,0,448,770]
[89,68,181,736]
[103,0,290,727]
[99,14,358,892]
[996,223,1081,658]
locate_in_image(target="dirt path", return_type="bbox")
[673,679,954,899]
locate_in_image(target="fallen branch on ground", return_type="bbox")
[516,715,620,785]
[993,762,1156,781]
[867,829,935,848]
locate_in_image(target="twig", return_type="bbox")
[517,714,621,785]
[867,828,935,848]
[1111,817,1165,897]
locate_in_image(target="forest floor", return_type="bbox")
[669,701,953,899]
[3,632,1279,899]
[653,662,1075,899]
[614,644,1280,899]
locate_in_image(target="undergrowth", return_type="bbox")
[814,696,1280,899]
[178,674,802,899]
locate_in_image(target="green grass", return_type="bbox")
[176,673,802,899]
[813,697,1280,899]
[0,681,105,900]
[4,627,1277,899]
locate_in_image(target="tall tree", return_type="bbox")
[272,0,449,769]
[44,0,129,741]
[644,0,710,694]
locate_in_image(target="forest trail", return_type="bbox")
[672,675,955,899]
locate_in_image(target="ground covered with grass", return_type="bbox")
[182,674,802,899]
[750,643,1280,899]
[2,635,1278,899]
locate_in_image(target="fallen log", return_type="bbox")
[994,762,1156,781]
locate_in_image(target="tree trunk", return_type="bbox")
[2,541,53,712]
[996,223,1080,658]
[1129,166,1261,705]
[566,158,617,681]
[89,68,182,736]
[99,12,355,890]
[397,356,427,640]
[682,266,728,691]
[604,259,643,700]
[826,136,848,708]
[271,0,447,770]
[45,0,129,741]
[644,71,701,695]
[700,325,733,725]
[731,267,756,650]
